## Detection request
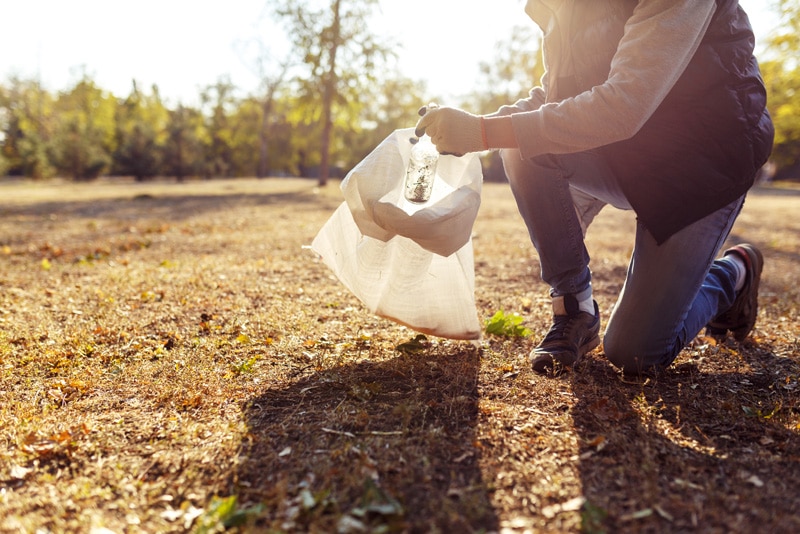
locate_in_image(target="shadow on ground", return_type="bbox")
[0,189,337,223]
[571,343,800,533]
[232,346,499,532]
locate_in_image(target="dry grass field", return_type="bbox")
[1,177,798,533]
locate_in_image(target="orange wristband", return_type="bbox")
[480,116,489,150]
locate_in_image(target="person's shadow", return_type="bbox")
[231,342,499,532]
[570,339,800,533]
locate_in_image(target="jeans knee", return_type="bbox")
[602,330,663,375]
[501,150,560,187]
[602,332,634,369]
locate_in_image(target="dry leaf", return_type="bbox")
[542,496,586,518]
[747,475,765,487]
[621,508,653,521]
[9,464,32,480]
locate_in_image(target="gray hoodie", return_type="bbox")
[498,0,773,243]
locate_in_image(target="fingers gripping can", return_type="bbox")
[404,135,439,203]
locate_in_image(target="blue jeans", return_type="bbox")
[501,149,744,372]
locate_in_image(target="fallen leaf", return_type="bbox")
[654,505,674,521]
[560,497,586,512]
[586,435,606,448]
[183,506,204,529]
[322,428,356,438]
[541,496,586,518]
[621,508,653,521]
[673,478,702,490]
[236,333,251,344]
[10,464,32,480]
[337,515,367,533]
[160,508,184,522]
[454,451,474,463]
[747,475,764,487]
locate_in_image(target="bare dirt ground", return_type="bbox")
[0,177,798,533]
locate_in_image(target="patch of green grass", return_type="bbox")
[484,310,532,338]
[193,495,265,533]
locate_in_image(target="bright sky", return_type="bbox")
[0,1,776,107]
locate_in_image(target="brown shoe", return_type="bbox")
[531,295,600,376]
[706,244,763,341]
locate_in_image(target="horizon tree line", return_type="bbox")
[2,0,799,184]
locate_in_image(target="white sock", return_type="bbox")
[722,255,747,292]
[578,294,595,315]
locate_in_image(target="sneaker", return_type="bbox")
[531,294,601,376]
[706,243,763,342]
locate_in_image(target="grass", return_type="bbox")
[0,176,798,532]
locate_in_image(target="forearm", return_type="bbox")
[511,0,716,158]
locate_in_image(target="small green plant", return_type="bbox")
[484,311,532,338]
[742,403,782,420]
[235,355,260,374]
[580,500,609,534]
[193,495,264,533]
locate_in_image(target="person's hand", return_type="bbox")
[414,104,486,156]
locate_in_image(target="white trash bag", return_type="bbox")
[311,128,483,340]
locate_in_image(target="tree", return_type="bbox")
[0,77,56,179]
[344,73,428,164]
[234,28,293,178]
[250,47,291,178]
[264,91,310,177]
[257,63,291,178]
[463,26,544,182]
[200,77,237,178]
[162,104,206,181]
[0,83,11,176]
[467,25,544,115]
[114,81,168,181]
[761,0,800,177]
[273,0,393,185]
[229,96,263,176]
[51,72,116,180]
[0,104,8,173]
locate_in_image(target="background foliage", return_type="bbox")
[1,0,799,182]
[760,0,800,179]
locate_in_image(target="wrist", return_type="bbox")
[482,116,518,150]
[480,116,489,150]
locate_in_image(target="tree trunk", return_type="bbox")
[176,133,185,182]
[258,95,273,179]
[318,0,341,187]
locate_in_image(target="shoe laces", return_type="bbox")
[542,314,574,343]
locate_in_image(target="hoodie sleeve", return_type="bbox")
[489,76,548,118]
[510,0,716,159]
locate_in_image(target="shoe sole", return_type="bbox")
[530,329,601,376]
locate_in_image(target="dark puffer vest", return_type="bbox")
[540,0,774,243]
